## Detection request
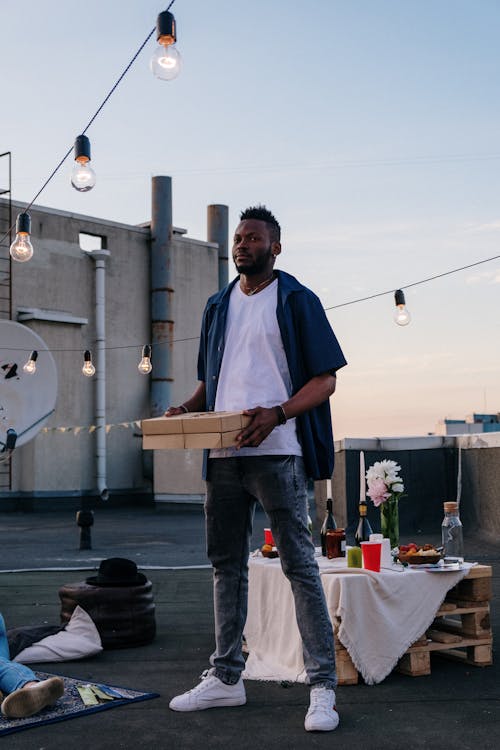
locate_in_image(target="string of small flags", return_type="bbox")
[40,420,143,435]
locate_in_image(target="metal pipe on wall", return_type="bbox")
[91,249,110,499]
[150,176,173,416]
[207,204,229,291]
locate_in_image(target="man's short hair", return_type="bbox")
[239,205,281,242]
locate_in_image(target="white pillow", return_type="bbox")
[13,606,103,663]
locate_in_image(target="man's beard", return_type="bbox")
[234,246,273,276]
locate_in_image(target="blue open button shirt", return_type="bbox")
[197,270,347,480]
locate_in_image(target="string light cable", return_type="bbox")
[324,252,500,311]
[1,247,499,358]
[1,248,499,364]
[0,1,178,250]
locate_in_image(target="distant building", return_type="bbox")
[435,413,500,436]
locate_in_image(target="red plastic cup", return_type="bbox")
[264,528,275,546]
[361,541,382,572]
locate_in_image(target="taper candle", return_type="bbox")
[359,451,366,503]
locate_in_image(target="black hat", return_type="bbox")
[86,558,147,587]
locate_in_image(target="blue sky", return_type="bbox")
[2,0,499,438]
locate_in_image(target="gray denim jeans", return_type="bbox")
[205,455,337,689]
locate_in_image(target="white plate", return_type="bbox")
[424,563,465,572]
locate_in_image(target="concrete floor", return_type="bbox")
[0,506,498,749]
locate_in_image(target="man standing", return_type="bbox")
[168,206,347,732]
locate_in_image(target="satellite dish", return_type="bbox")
[0,320,58,449]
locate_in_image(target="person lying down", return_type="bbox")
[1,613,64,719]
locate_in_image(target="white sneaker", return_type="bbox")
[304,686,339,732]
[169,672,246,712]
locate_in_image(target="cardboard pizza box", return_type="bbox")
[141,411,251,436]
[180,412,249,434]
[142,433,185,450]
[141,411,251,450]
[184,429,242,450]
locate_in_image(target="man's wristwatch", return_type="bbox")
[275,404,287,425]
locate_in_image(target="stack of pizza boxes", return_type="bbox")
[141,411,251,450]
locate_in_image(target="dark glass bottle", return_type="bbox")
[321,498,337,556]
[354,501,373,546]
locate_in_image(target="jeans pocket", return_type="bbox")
[252,456,306,513]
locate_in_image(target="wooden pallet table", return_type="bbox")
[334,564,493,684]
[398,564,493,677]
[335,641,359,685]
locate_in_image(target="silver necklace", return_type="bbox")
[241,273,275,296]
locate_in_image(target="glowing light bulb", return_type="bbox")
[151,10,181,81]
[10,212,34,262]
[23,350,38,374]
[71,135,96,192]
[393,289,411,326]
[138,345,152,374]
[71,160,96,192]
[82,350,96,377]
[150,43,182,80]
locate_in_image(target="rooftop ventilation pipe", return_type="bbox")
[150,176,173,416]
[207,204,229,290]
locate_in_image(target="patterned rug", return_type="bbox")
[0,671,159,736]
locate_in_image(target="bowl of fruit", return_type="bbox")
[397,543,442,565]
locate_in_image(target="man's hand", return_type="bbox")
[164,382,206,417]
[164,406,187,417]
[235,406,280,448]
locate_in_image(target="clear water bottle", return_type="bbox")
[441,502,464,562]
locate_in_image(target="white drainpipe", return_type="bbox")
[90,249,110,500]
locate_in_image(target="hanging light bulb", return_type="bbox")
[138,344,152,374]
[23,350,38,374]
[150,10,182,80]
[71,135,96,192]
[10,212,34,262]
[82,349,96,377]
[393,289,411,326]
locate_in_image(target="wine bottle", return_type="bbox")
[354,501,373,546]
[321,498,337,556]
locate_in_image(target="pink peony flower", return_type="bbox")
[367,477,391,507]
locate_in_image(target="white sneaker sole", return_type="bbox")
[169,695,246,712]
[305,712,340,732]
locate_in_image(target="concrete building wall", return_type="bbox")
[457,433,500,539]
[1,192,221,500]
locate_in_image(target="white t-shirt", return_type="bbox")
[210,279,302,458]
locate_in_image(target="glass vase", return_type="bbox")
[380,496,399,550]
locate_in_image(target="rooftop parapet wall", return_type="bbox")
[315,433,500,541]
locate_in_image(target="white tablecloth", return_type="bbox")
[243,552,470,685]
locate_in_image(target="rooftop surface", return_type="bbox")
[0,506,498,749]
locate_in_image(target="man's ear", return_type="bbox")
[271,241,282,257]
